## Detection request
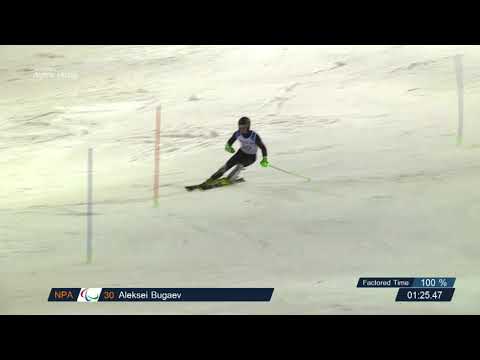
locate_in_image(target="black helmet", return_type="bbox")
[238,117,251,129]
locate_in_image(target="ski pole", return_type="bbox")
[268,164,311,182]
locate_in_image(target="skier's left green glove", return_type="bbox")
[260,157,269,168]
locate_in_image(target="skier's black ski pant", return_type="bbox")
[210,150,256,181]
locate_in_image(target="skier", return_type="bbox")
[192,117,268,190]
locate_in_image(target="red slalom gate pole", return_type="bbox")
[154,106,161,207]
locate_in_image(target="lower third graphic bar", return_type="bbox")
[48,288,274,302]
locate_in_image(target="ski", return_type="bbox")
[185,178,245,191]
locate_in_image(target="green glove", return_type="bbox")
[225,144,235,153]
[260,157,269,168]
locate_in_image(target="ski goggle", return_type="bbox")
[239,125,249,129]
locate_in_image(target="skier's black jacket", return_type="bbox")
[227,130,268,157]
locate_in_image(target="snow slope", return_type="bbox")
[1,45,480,314]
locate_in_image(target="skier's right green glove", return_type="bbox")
[225,144,235,153]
